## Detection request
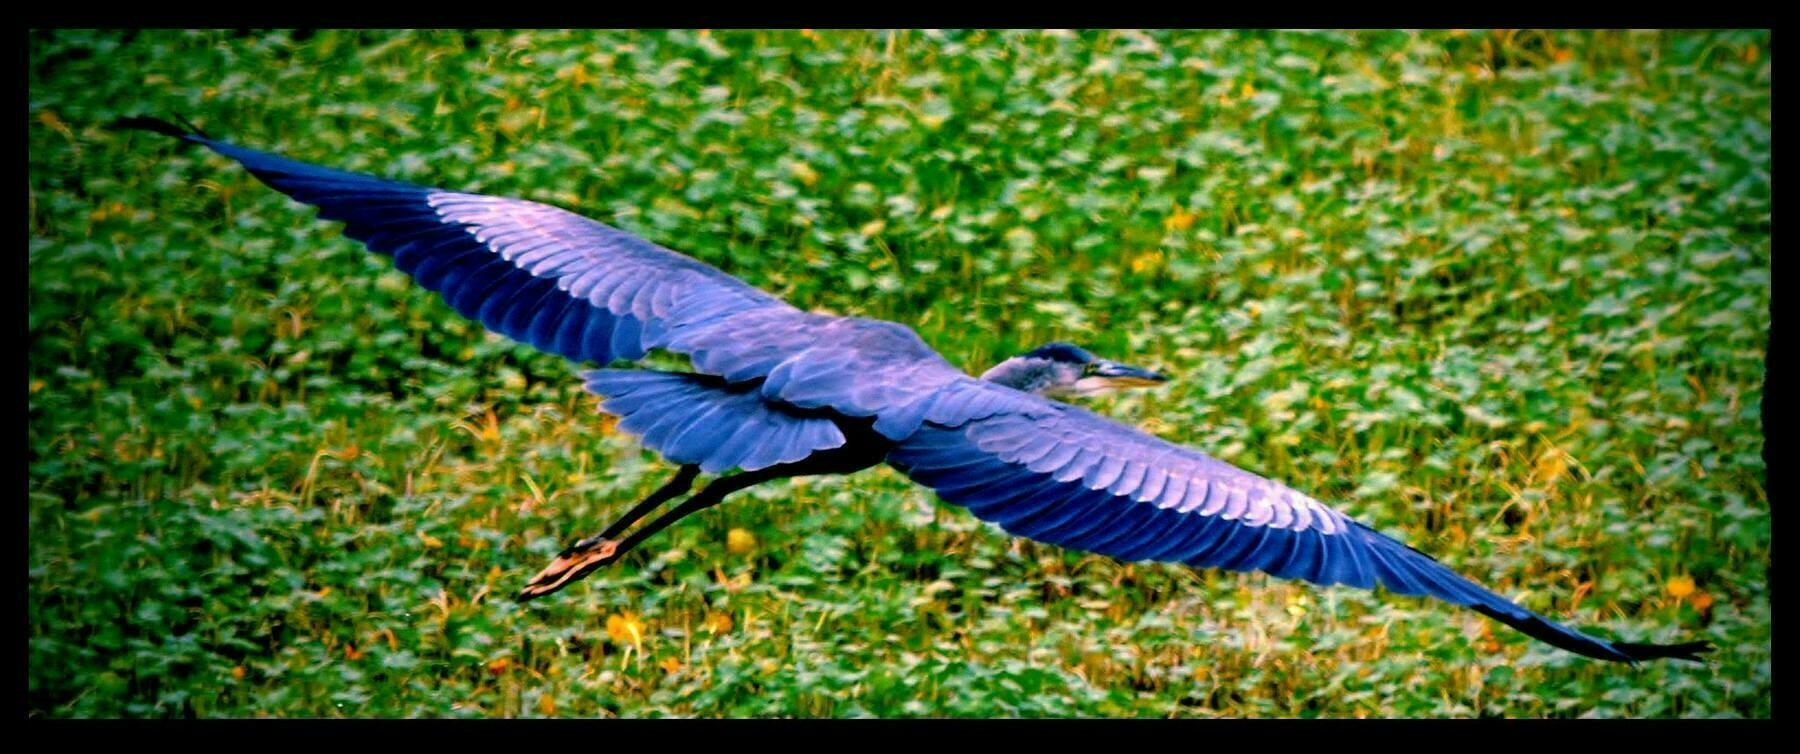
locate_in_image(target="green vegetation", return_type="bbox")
[28,30,1768,717]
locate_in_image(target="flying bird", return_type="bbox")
[117,116,1708,664]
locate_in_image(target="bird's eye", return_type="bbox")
[1081,362,1099,375]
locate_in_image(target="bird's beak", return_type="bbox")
[1089,360,1169,388]
[516,536,620,602]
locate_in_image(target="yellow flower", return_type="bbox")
[606,612,645,646]
[788,161,820,188]
[727,528,757,555]
[1163,206,1196,232]
[1666,576,1696,599]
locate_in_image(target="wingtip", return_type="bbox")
[1614,639,1714,664]
[110,114,210,142]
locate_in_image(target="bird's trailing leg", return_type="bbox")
[516,464,700,601]
[595,464,703,541]
[517,463,789,601]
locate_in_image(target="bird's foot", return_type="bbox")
[516,536,620,602]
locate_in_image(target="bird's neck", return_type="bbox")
[980,357,1062,394]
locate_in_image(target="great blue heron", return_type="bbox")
[118,116,1708,665]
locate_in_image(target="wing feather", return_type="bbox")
[1051,446,1106,484]
[1078,504,1167,557]
[583,369,846,473]
[1057,497,1158,553]
[1007,487,1117,543]
[491,276,561,336]
[1137,461,1171,506]
[1085,454,1128,493]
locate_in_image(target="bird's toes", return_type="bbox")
[516,538,622,601]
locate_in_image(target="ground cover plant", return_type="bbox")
[28,29,1769,718]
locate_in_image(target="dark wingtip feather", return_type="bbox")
[1614,640,1713,664]
[111,115,204,141]
[1466,603,1711,664]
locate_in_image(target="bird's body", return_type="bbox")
[117,116,1707,665]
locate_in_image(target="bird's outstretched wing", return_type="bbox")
[128,119,795,369]
[121,118,967,444]
[892,377,1710,664]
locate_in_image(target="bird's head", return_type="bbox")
[980,342,1169,398]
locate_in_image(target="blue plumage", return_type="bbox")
[118,117,1707,665]
[582,369,846,474]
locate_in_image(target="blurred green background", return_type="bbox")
[28,29,1769,717]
